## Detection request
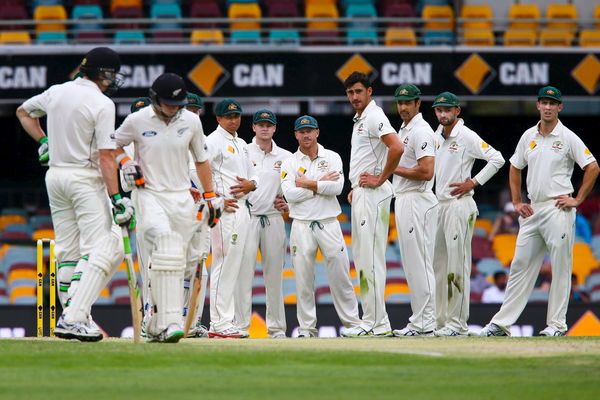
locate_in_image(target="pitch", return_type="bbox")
[1,337,599,400]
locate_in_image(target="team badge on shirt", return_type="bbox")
[481,141,489,149]
[585,148,592,155]
[298,167,306,174]
[273,160,282,171]
[529,141,537,150]
[551,141,563,152]
[281,171,287,179]
[317,160,329,171]
[449,141,459,152]
[231,233,238,245]
[227,145,235,153]
[403,136,409,145]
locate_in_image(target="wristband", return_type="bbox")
[111,193,122,202]
[203,191,216,199]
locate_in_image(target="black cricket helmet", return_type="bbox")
[149,73,188,107]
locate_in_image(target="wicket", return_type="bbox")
[36,238,56,338]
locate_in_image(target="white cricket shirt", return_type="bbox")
[115,106,207,192]
[392,113,437,194]
[435,119,505,201]
[205,125,258,200]
[281,144,343,221]
[349,100,396,188]
[247,138,292,215]
[510,120,596,203]
[22,78,116,173]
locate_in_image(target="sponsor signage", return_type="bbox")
[0,51,598,101]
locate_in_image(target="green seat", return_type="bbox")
[37,31,68,44]
[230,29,261,44]
[114,30,145,44]
[268,29,300,45]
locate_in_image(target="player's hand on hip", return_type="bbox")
[358,172,380,188]
[230,176,256,197]
[515,202,534,218]
[116,154,145,188]
[201,191,223,227]
[111,194,136,229]
[554,195,578,209]
[38,137,49,166]
[449,179,476,199]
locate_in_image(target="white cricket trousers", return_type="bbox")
[351,183,393,334]
[395,191,439,332]
[235,214,287,337]
[291,218,361,336]
[491,200,576,333]
[133,188,196,329]
[433,196,478,334]
[210,204,251,332]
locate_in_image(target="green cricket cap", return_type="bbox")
[432,92,460,108]
[253,109,277,125]
[294,115,318,130]
[186,93,204,109]
[130,97,151,113]
[215,99,242,116]
[394,84,421,100]
[537,86,562,103]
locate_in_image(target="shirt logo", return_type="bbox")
[551,141,563,152]
[421,142,427,150]
[585,148,592,155]
[529,141,537,150]
[281,171,287,179]
[142,131,157,137]
[449,141,459,152]
[317,160,329,170]
[403,136,409,145]
[231,233,238,245]
[298,167,306,174]
[378,123,384,131]
[481,141,489,149]
[273,160,282,170]
[227,145,235,153]
[177,128,187,137]
[252,161,257,166]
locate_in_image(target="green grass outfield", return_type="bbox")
[1,337,599,400]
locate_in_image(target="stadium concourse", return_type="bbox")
[1,0,600,337]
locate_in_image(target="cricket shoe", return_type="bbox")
[539,326,566,337]
[479,323,509,337]
[434,327,466,337]
[147,323,184,343]
[270,332,286,339]
[54,315,103,342]
[297,331,316,338]
[187,324,209,338]
[208,327,244,338]
[392,327,434,337]
[340,326,374,338]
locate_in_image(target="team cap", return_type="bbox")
[294,115,319,130]
[253,109,277,125]
[394,84,421,100]
[432,92,460,108]
[215,99,242,116]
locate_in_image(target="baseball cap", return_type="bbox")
[294,115,319,130]
[130,97,151,113]
[537,86,562,103]
[186,93,203,109]
[253,109,277,125]
[215,99,242,116]
[432,92,460,108]
[394,84,421,100]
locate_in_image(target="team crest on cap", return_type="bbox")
[546,89,555,95]
[438,97,446,102]
[301,118,310,125]
[135,100,145,108]
[173,88,182,97]
[81,58,87,65]
[261,112,270,118]
[228,103,238,111]
[399,89,408,95]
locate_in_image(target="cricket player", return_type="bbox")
[341,72,403,338]
[281,115,362,338]
[480,86,599,337]
[431,92,505,336]
[391,84,439,337]
[184,92,211,338]
[16,47,134,341]
[114,73,222,343]
[235,109,292,338]
[205,99,259,338]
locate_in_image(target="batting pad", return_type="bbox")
[150,232,185,333]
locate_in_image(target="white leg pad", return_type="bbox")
[150,232,185,333]
[66,257,88,304]
[65,235,120,323]
[57,261,76,308]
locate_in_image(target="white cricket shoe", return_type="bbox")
[297,331,316,338]
[208,327,244,338]
[392,327,434,337]
[539,326,566,336]
[434,327,466,337]
[54,315,103,342]
[340,326,374,338]
[147,323,184,343]
[187,324,209,338]
[270,332,286,339]
[479,323,509,337]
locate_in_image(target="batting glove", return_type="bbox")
[38,136,49,166]
[116,153,145,188]
[200,191,223,228]
[111,194,136,230]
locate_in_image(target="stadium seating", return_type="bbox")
[0,4,28,31]
[190,29,225,45]
[492,234,517,266]
[383,2,415,28]
[115,30,145,44]
[579,30,600,47]
[33,5,68,34]
[230,29,262,44]
[267,0,299,28]
[572,243,600,284]
[528,289,549,303]
[229,2,262,31]
[190,0,222,28]
[150,3,184,43]
[460,4,494,46]
[110,0,142,13]
[384,28,417,46]
[0,31,31,44]
[474,218,493,236]
[503,29,537,46]
[112,6,144,30]
[269,29,300,45]
[422,5,454,45]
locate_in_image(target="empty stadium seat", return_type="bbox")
[229,2,262,31]
[386,292,411,303]
[476,258,504,277]
[579,30,600,47]
[540,29,574,47]
[269,29,300,45]
[32,229,55,240]
[503,29,537,46]
[423,29,454,45]
[114,30,145,44]
[0,31,31,44]
[545,4,577,31]
[0,215,27,231]
[267,0,299,28]
[306,3,339,30]
[110,0,142,13]
[422,5,454,30]
[347,29,378,45]
[460,4,494,46]
[508,4,541,30]
[190,29,224,45]
[384,27,417,45]
[383,2,415,28]
[9,285,36,304]
[112,6,143,30]
[474,218,493,235]
[528,289,549,303]
[190,0,222,28]
[230,29,261,44]
[151,4,183,43]
[0,5,28,31]
[462,30,494,46]
[33,5,68,33]
[572,243,600,284]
